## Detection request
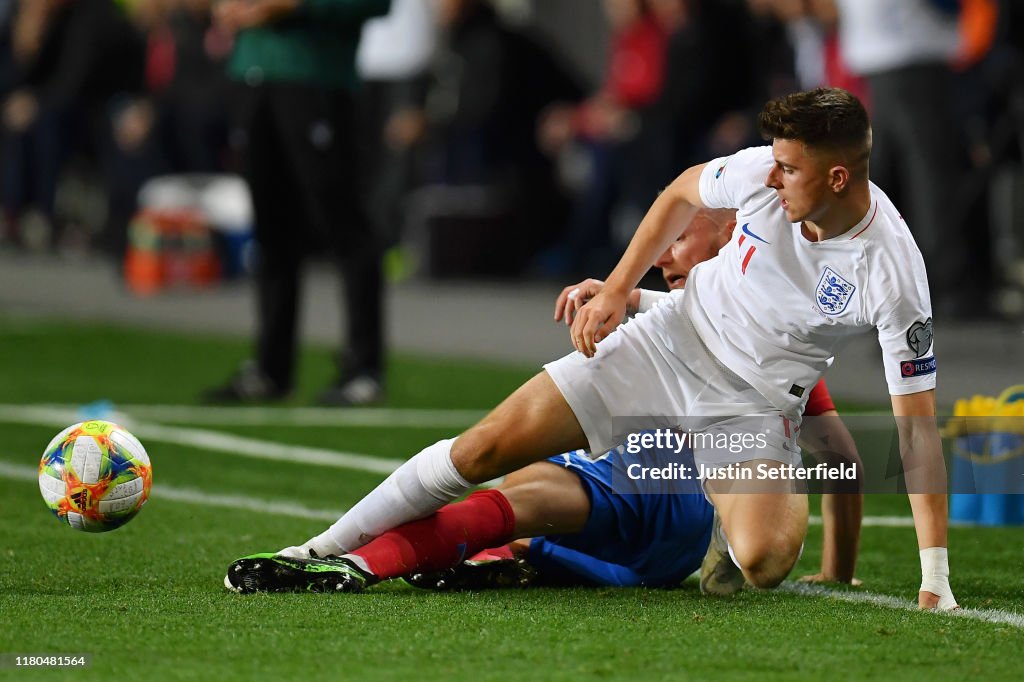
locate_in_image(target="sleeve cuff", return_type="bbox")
[637,289,669,314]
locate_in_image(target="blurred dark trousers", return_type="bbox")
[1,105,73,222]
[358,78,427,249]
[234,81,383,390]
[867,63,972,304]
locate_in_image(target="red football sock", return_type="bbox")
[349,489,516,580]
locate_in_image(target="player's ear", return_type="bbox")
[829,165,850,194]
[725,219,737,239]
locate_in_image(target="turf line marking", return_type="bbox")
[0,458,944,531]
[6,458,1022,624]
[780,582,1024,629]
[135,422,404,475]
[0,405,403,475]
[0,403,485,429]
[152,487,344,521]
[0,407,967,527]
[0,460,344,521]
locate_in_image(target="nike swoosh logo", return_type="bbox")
[741,223,770,245]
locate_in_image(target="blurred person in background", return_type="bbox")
[745,0,865,101]
[1,0,144,252]
[648,0,769,173]
[536,0,783,279]
[535,0,667,277]
[402,0,583,276]
[746,0,829,92]
[204,0,391,406]
[146,0,232,174]
[104,0,233,262]
[832,0,984,317]
[0,0,15,241]
[356,0,436,256]
[0,0,15,119]
[425,0,580,189]
[748,0,827,91]
[696,0,782,159]
[966,1,1024,172]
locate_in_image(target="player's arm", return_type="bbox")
[818,492,862,583]
[891,389,958,610]
[570,164,707,356]
[797,409,863,584]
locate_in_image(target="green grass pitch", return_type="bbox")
[0,319,1021,681]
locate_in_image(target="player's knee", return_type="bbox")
[732,532,802,589]
[450,424,507,483]
[742,558,794,589]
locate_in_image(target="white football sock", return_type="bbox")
[303,438,470,555]
[727,540,743,570]
[717,520,743,569]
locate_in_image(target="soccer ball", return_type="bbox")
[38,421,153,532]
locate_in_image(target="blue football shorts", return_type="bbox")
[527,445,714,587]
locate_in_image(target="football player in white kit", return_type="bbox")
[263,88,957,609]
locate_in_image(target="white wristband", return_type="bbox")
[919,547,958,609]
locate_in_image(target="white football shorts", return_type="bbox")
[544,289,802,471]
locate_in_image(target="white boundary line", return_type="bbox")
[808,514,914,528]
[135,422,403,475]
[0,405,942,521]
[0,404,484,429]
[0,404,909,485]
[5,460,1022,627]
[0,460,344,521]
[0,405,403,475]
[779,582,1024,628]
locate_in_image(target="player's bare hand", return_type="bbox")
[798,573,863,587]
[569,289,628,357]
[918,590,960,611]
[554,279,604,326]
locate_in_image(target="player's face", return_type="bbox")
[655,217,730,290]
[765,139,832,223]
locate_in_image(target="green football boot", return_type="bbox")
[225,552,374,594]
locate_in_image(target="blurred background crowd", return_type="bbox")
[1,0,1023,324]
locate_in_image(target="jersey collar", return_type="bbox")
[803,200,878,243]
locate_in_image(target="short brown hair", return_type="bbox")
[757,88,870,157]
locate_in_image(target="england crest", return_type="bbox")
[815,266,856,315]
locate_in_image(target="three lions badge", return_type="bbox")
[815,267,856,315]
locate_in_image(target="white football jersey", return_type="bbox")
[686,145,935,417]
